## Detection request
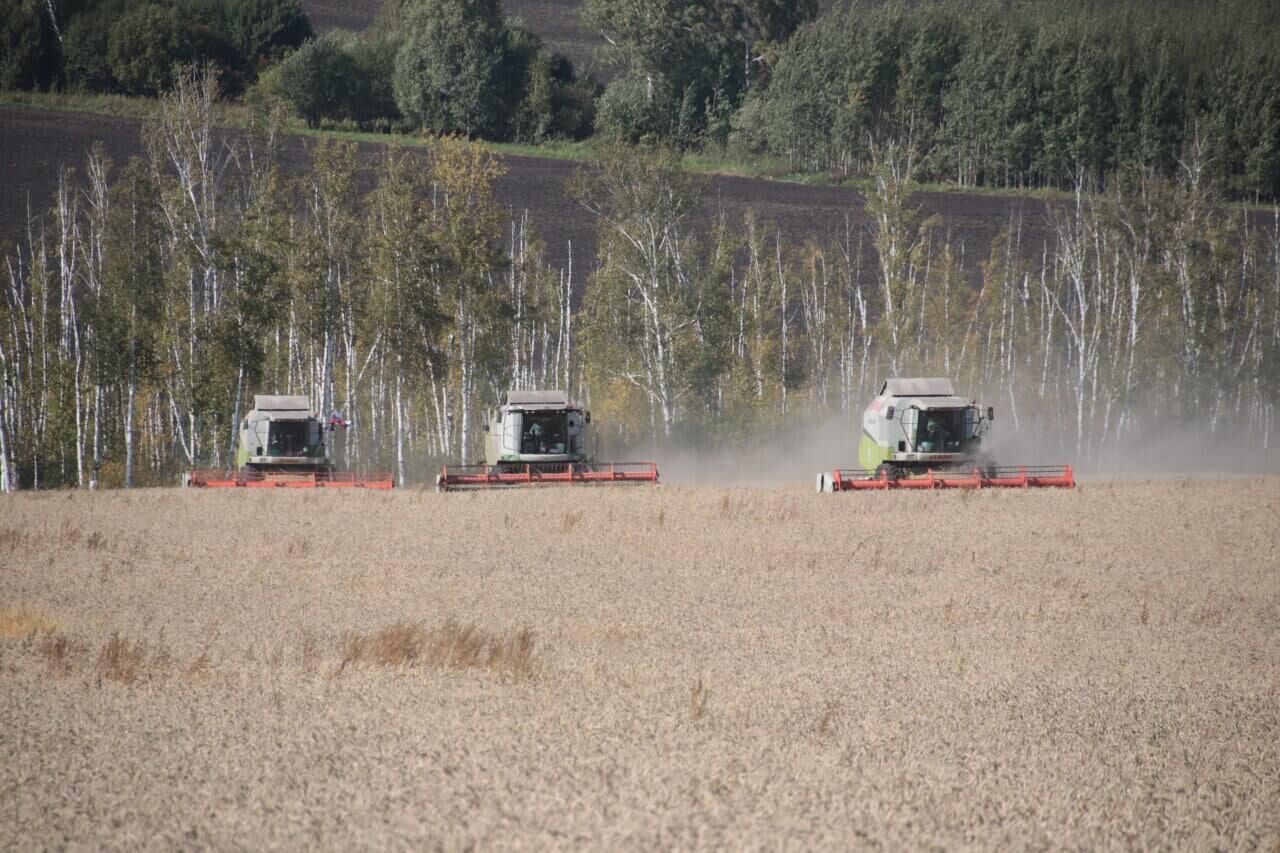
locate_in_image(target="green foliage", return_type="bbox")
[277,33,398,129]
[573,141,718,434]
[740,0,1280,199]
[387,1,593,141]
[345,31,401,129]
[584,0,817,148]
[1,0,61,90]
[62,10,114,92]
[108,4,184,97]
[392,0,512,137]
[368,150,445,373]
[3,0,314,97]
[98,156,166,388]
[595,73,673,143]
[277,36,358,128]
[177,0,250,95]
[507,25,597,142]
[223,0,311,67]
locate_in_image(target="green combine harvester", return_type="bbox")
[817,378,1074,491]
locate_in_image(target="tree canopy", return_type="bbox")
[736,0,1280,197]
[2,0,312,94]
[585,0,817,146]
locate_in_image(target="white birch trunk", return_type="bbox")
[395,364,406,487]
[124,379,136,489]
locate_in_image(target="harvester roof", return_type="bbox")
[251,395,313,420]
[505,390,571,410]
[877,378,970,410]
[880,378,955,397]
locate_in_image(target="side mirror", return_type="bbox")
[885,405,895,420]
[987,407,995,422]
[585,411,592,425]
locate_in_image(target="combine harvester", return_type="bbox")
[437,390,659,491]
[816,378,1074,492]
[186,395,393,489]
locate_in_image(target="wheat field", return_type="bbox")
[1,479,1277,848]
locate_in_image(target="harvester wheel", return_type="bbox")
[875,463,900,482]
[976,455,999,478]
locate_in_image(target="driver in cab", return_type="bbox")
[524,420,545,453]
[920,416,943,453]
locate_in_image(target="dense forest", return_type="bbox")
[0,0,312,95]
[1,67,1277,489]
[736,0,1280,198]
[5,0,1280,196]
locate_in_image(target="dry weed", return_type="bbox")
[39,635,86,675]
[370,622,426,667]
[58,521,108,551]
[0,526,29,551]
[338,620,536,676]
[337,634,364,673]
[185,650,212,678]
[299,632,321,674]
[424,620,536,676]
[689,676,709,721]
[0,607,59,638]
[1191,602,1226,627]
[816,700,841,737]
[96,632,161,685]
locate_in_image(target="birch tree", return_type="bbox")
[574,142,707,435]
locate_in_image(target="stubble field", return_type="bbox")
[2,479,1278,848]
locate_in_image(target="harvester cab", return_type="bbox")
[855,378,991,475]
[185,395,393,489]
[484,390,590,467]
[238,395,332,470]
[818,377,1075,492]
[437,390,659,490]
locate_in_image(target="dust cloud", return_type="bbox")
[646,417,857,488]
[1089,425,1280,478]
[639,405,1280,488]
[986,406,1280,479]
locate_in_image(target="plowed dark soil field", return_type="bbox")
[0,105,1048,279]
